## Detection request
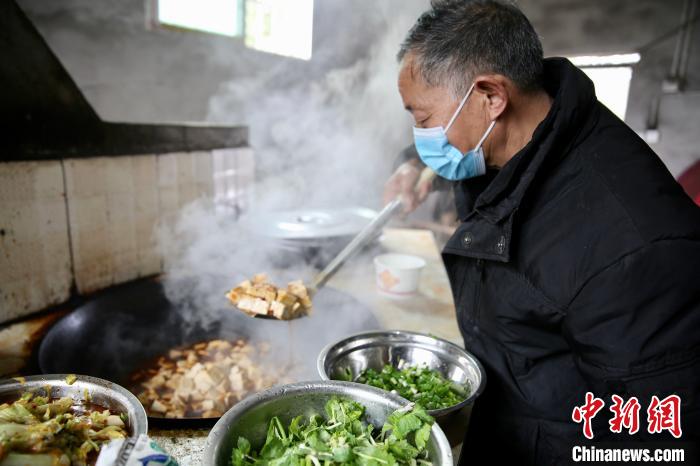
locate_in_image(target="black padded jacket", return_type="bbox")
[439,58,700,465]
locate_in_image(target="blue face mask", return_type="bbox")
[413,83,496,181]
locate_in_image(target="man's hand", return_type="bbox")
[383,161,433,214]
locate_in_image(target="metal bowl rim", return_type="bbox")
[0,373,148,436]
[317,330,487,416]
[203,380,452,466]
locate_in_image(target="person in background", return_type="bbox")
[384,1,700,464]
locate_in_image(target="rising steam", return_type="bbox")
[154,4,429,377]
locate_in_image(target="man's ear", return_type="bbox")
[473,75,509,120]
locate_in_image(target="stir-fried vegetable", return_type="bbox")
[230,397,435,466]
[347,365,468,411]
[0,391,128,466]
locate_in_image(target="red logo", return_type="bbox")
[647,394,682,438]
[572,391,605,439]
[572,393,683,439]
[609,394,641,435]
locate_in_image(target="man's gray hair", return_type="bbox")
[398,0,544,96]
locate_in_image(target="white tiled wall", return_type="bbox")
[213,147,255,213]
[0,161,72,321]
[64,155,161,293]
[157,151,215,224]
[0,148,253,323]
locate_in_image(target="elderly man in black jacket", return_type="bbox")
[385,0,700,464]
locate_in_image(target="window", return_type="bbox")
[156,0,243,37]
[244,0,314,60]
[569,53,640,121]
[154,0,314,60]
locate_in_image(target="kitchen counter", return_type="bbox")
[330,227,461,344]
[0,228,463,465]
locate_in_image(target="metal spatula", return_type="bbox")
[231,167,436,320]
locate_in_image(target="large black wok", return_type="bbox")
[38,277,380,426]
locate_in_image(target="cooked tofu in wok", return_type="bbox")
[131,339,281,418]
[226,274,312,320]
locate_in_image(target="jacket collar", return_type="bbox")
[446,58,600,261]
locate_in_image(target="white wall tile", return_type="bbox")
[156,151,214,221]
[0,161,72,322]
[64,155,160,294]
[212,147,255,214]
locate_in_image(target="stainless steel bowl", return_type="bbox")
[317,331,486,445]
[203,381,453,466]
[0,374,148,437]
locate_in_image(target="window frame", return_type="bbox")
[148,0,245,39]
[569,54,641,121]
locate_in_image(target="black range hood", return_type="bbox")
[0,0,248,161]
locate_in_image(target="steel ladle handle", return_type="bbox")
[310,167,436,292]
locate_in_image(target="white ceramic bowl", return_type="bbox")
[373,253,426,298]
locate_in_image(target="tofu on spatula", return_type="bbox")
[226,273,313,320]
